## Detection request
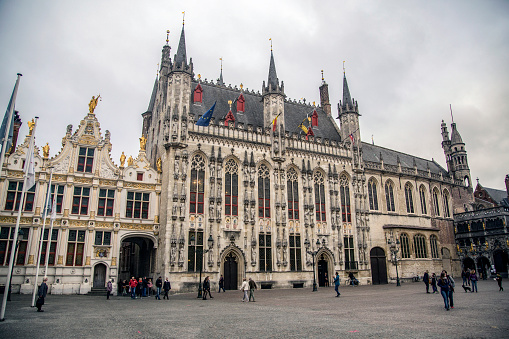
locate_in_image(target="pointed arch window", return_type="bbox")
[368,178,378,210]
[414,234,428,258]
[190,154,206,214]
[237,93,245,112]
[442,191,450,218]
[404,183,414,214]
[287,168,299,220]
[193,84,203,103]
[400,233,410,258]
[314,172,326,222]
[224,159,238,216]
[340,174,351,222]
[432,188,440,216]
[419,186,427,215]
[430,235,439,258]
[385,181,395,212]
[258,164,270,218]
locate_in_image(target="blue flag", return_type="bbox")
[195,102,216,127]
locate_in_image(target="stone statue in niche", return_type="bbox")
[174,157,180,176]
[170,246,177,264]
[251,246,256,265]
[182,159,188,177]
[210,162,215,178]
[178,246,184,265]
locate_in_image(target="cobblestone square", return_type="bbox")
[1,279,508,338]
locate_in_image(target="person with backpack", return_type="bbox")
[443,270,455,309]
[437,272,451,311]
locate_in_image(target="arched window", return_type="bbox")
[400,233,410,258]
[385,181,395,212]
[224,159,238,216]
[237,93,245,112]
[287,168,299,220]
[258,164,270,218]
[404,183,414,214]
[193,84,203,103]
[340,174,351,222]
[432,188,440,216]
[430,235,439,258]
[190,154,206,214]
[419,185,427,215]
[442,191,450,218]
[368,178,378,210]
[314,172,326,222]
[414,234,428,258]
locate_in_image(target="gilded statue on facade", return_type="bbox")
[42,142,50,158]
[27,119,35,136]
[139,134,147,151]
[156,157,162,172]
[88,94,101,114]
[127,155,134,166]
[120,151,126,167]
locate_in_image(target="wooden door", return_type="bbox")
[370,247,388,285]
[224,253,238,290]
[93,263,106,288]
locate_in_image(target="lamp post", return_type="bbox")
[387,233,401,287]
[195,234,214,299]
[305,238,322,292]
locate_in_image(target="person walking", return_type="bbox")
[122,279,128,296]
[106,279,113,300]
[240,278,249,302]
[324,272,329,287]
[333,272,341,297]
[496,273,503,291]
[461,269,467,287]
[444,270,455,309]
[431,273,438,293]
[163,277,171,300]
[470,269,478,293]
[437,272,451,311]
[137,278,144,299]
[248,278,257,302]
[36,277,49,312]
[203,276,213,300]
[218,275,225,293]
[423,270,430,293]
[142,277,148,297]
[155,276,163,300]
[129,277,138,299]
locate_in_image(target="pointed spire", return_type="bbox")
[302,159,306,173]
[268,50,278,90]
[250,151,255,167]
[146,77,158,113]
[243,150,248,166]
[218,57,224,86]
[342,73,353,108]
[174,23,187,67]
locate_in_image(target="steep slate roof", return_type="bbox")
[450,123,463,144]
[175,25,187,66]
[146,77,158,113]
[188,81,342,143]
[483,187,508,205]
[362,142,448,174]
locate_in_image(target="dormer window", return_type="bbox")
[137,172,144,181]
[193,84,203,103]
[237,93,245,112]
[77,147,94,173]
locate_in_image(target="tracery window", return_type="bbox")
[314,172,326,222]
[400,233,410,258]
[385,181,395,212]
[432,188,440,216]
[442,191,450,218]
[224,159,238,216]
[430,235,439,258]
[187,230,203,272]
[190,154,206,214]
[368,178,378,210]
[287,168,299,220]
[340,174,351,222]
[419,185,427,215]
[259,233,272,272]
[258,164,270,218]
[289,234,302,271]
[404,183,414,214]
[413,234,427,258]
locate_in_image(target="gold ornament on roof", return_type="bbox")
[27,119,35,136]
[228,100,232,110]
[127,156,134,166]
[42,142,50,159]
[139,135,147,151]
[156,158,162,172]
[120,152,126,167]
[88,94,101,114]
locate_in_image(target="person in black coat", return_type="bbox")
[36,278,49,312]
[163,278,171,300]
[155,276,163,300]
[203,276,213,300]
[423,270,430,293]
[142,277,148,297]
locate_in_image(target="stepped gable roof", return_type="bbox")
[189,80,342,142]
[362,142,448,175]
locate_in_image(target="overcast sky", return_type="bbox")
[1,0,508,190]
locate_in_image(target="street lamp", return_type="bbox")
[196,234,214,299]
[305,238,322,292]
[387,233,401,286]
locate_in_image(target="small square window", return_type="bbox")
[137,173,144,181]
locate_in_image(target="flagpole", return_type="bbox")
[31,168,53,307]
[44,189,57,278]
[0,117,38,321]
[0,73,22,176]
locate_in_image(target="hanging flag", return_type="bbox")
[24,119,37,191]
[349,133,354,143]
[0,74,22,156]
[50,189,57,221]
[311,110,318,127]
[196,102,216,127]
[272,112,281,132]
[298,123,308,134]
[306,126,314,140]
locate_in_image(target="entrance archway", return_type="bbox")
[463,257,475,270]
[93,263,107,288]
[119,236,155,286]
[370,247,388,285]
[493,250,508,277]
[477,256,490,279]
[317,254,329,287]
[224,252,238,290]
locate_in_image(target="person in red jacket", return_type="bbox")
[129,277,138,299]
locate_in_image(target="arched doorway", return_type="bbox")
[463,257,475,270]
[493,250,508,277]
[317,254,329,287]
[477,256,490,279]
[93,263,107,288]
[370,247,388,285]
[223,252,238,290]
[119,236,155,285]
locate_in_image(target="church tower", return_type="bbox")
[337,72,360,144]
[441,120,472,188]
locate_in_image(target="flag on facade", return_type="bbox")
[196,102,216,127]
[0,74,22,155]
[272,112,281,132]
[349,133,354,143]
[298,123,308,134]
[24,121,37,191]
[50,190,57,221]
[306,126,314,140]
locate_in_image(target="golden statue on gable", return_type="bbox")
[127,156,134,166]
[43,142,50,158]
[156,157,162,172]
[27,119,35,136]
[120,152,126,167]
[88,94,101,114]
[139,134,147,151]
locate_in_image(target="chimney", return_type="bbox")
[505,174,509,199]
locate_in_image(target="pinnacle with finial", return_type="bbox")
[166,30,170,44]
